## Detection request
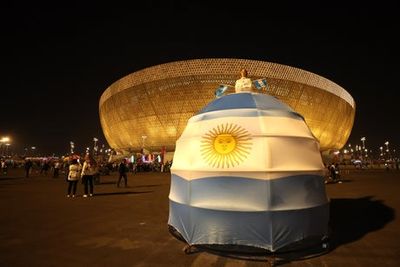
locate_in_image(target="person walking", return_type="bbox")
[81,155,98,197]
[24,159,33,178]
[67,159,81,197]
[334,163,342,183]
[117,159,129,187]
[53,161,60,178]
[1,160,7,175]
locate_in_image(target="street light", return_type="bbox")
[360,137,366,158]
[0,137,10,143]
[384,141,390,159]
[361,137,366,149]
[0,137,11,157]
[93,137,98,155]
[70,141,75,154]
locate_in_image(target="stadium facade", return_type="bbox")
[99,58,355,153]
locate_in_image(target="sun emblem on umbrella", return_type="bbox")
[201,123,252,168]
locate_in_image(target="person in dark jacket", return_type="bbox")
[24,159,33,178]
[117,159,129,187]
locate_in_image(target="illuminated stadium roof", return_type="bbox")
[99,58,355,152]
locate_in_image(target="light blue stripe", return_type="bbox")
[191,109,304,122]
[196,93,295,115]
[168,200,329,251]
[169,174,328,211]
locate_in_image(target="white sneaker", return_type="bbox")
[72,195,76,198]
[89,194,93,197]
[83,194,88,197]
[67,195,70,198]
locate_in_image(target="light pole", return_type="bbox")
[31,146,36,157]
[0,137,10,143]
[93,137,98,156]
[0,137,10,157]
[361,137,366,158]
[361,137,366,149]
[70,141,75,154]
[385,141,390,159]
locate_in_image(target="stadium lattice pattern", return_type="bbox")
[99,58,355,152]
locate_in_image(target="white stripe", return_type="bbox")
[173,116,324,174]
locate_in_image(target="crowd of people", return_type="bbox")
[1,154,173,198]
[66,155,99,197]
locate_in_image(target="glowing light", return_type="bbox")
[0,137,10,143]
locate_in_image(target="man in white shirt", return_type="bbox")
[235,69,253,93]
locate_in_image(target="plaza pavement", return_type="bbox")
[0,168,399,266]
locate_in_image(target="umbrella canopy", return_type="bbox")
[168,92,329,252]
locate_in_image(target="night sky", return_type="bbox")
[1,1,399,156]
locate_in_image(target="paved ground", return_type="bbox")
[0,168,399,266]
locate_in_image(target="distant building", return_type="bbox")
[99,58,355,154]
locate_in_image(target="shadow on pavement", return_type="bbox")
[98,182,167,187]
[94,191,153,196]
[133,184,168,188]
[98,181,117,185]
[0,176,26,181]
[329,196,395,250]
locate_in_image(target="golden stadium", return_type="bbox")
[99,58,355,153]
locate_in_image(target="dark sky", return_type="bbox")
[1,1,399,156]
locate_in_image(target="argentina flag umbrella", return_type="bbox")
[168,92,329,252]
